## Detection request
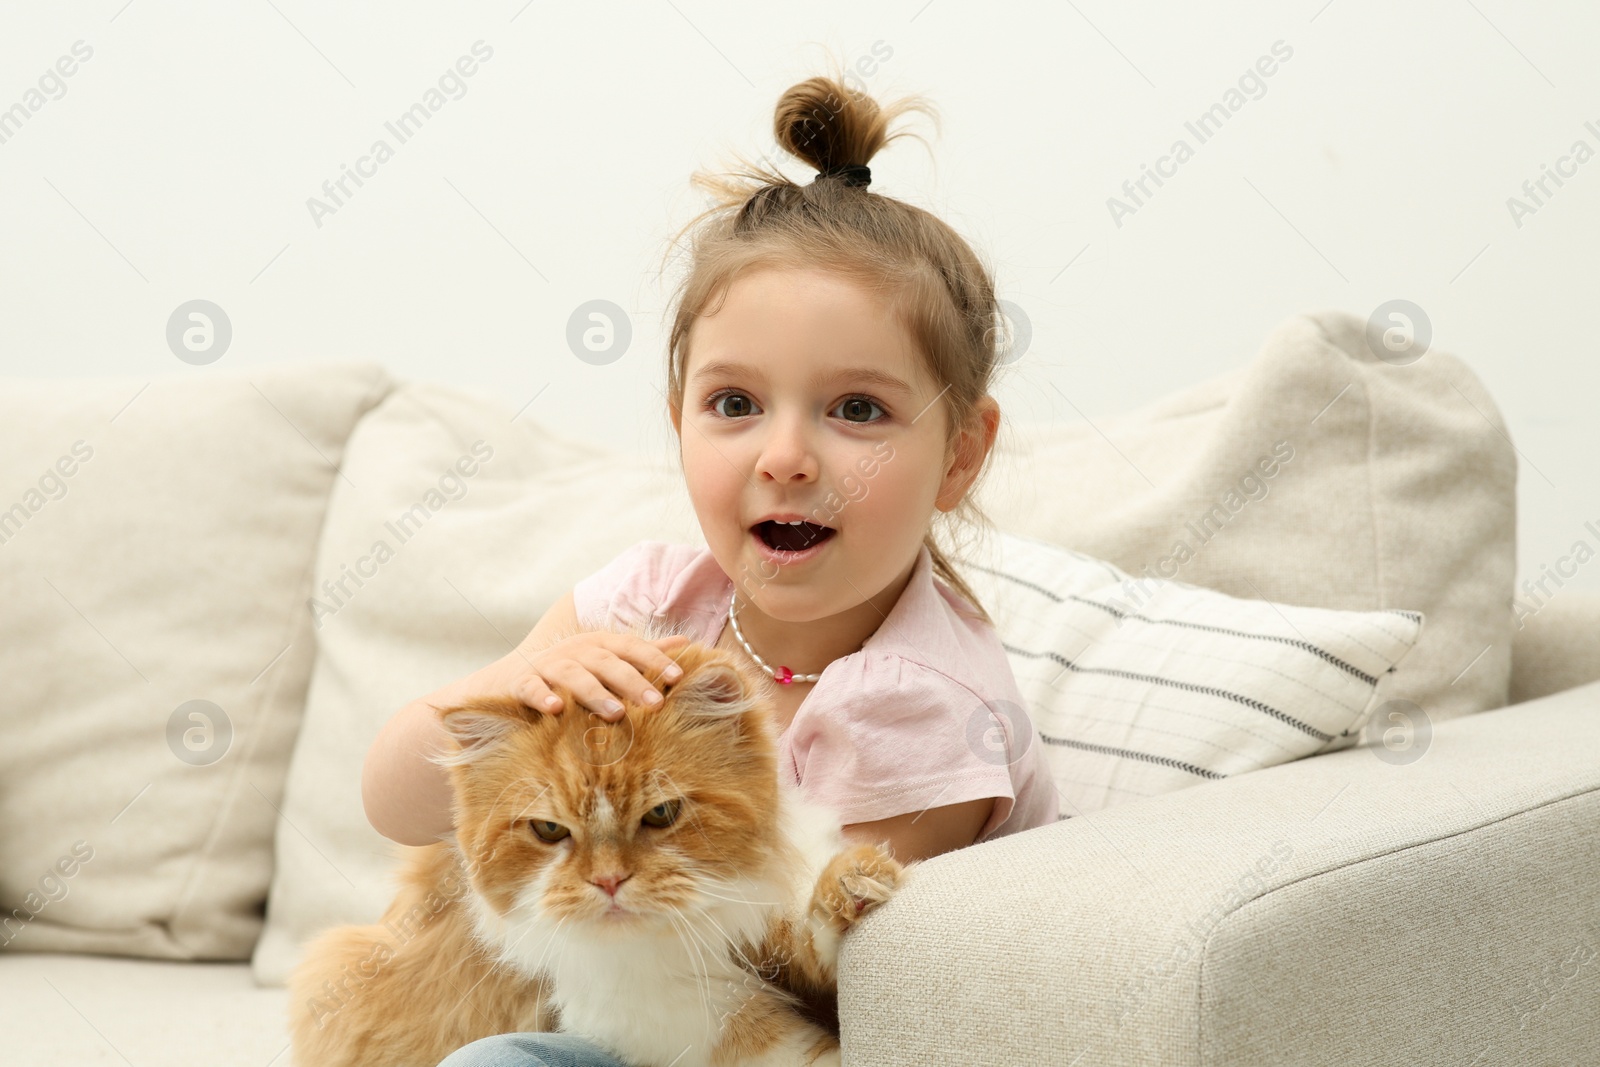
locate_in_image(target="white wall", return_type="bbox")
[1,0,1596,597]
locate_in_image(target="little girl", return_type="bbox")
[362,67,1059,1067]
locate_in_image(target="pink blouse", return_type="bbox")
[572,540,1060,843]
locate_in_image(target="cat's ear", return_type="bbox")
[669,660,766,724]
[430,698,526,768]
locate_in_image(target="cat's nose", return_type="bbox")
[593,873,630,897]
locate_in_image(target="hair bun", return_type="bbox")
[773,75,891,178]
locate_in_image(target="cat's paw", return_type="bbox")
[800,844,906,977]
[817,843,903,928]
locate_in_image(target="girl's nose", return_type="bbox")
[754,411,819,483]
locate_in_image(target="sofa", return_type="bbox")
[2,308,1596,1066]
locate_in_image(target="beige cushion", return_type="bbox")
[0,953,288,1065]
[250,382,706,985]
[973,308,1515,746]
[0,364,389,961]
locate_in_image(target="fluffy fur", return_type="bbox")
[288,621,909,1067]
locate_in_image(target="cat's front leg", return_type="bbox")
[733,842,906,1039]
[800,843,905,984]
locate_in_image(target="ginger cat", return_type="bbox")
[288,625,909,1067]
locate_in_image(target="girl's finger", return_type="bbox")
[529,659,619,720]
[630,641,686,688]
[518,676,564,715]
[582,649,667,716]
[567,653,643,720]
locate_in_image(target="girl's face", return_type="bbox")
[670,265,992,622]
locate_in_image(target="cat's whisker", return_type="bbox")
[526,913,569,980]
[687,903,737,946]
[672,862,755,890]
[664,905,716,986]
[672,863,779,909]
[672,902,773,1037]
[669,858,742,886]
[670,897,733,956]
[692,903,776,987]
[685,882,775,908]
[669,900,738,1034]
[683,904,768,981]
[663,905,718,1033]
[659,850,745,889]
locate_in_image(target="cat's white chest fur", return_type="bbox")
[464,778,850,1067]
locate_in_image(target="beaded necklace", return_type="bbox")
[726,591,823,685]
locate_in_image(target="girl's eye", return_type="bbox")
[834,395,885,423]
[640,799,682,829]
[706,389,759,419]
[702,389,886,424]
[529,819,570,843]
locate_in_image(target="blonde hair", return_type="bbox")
[659,62,1007,626]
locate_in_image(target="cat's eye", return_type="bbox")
[640,799,682,829]
[529,819,570,843]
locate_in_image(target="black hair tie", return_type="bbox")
[814,162,871,188]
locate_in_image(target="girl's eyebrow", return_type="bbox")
[689,358,914,396]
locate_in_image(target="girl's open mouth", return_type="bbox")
[751,520,835,563]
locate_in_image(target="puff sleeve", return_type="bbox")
[788,652,1020,840]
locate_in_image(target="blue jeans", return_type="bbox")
[436,1031,632,1067]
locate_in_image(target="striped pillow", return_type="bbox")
[961,532,1425,818]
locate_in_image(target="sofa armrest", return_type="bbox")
[839,681,1600,1067]
[1510,591,1600,705]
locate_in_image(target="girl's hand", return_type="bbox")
[511,632,691,722]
